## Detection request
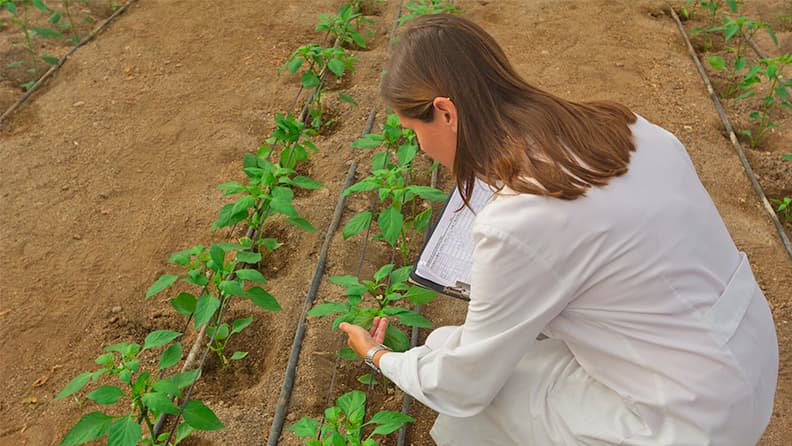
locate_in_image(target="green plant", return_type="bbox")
[317,4,370,49]
[213,114,323,245]
[287,390,414,446]
[2,0,64,90]
[773,154,792,222]
[280,43,358,129]
[734,54,792,148]
[343,114,447,264]
[147,241,282,367]
[398,0,460,26]
[55,331,222,445]
[309,263,437,355]
[707,16,778,97]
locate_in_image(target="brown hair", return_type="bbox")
[381,14,636,206]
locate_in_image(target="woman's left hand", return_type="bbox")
[338,316,389,360]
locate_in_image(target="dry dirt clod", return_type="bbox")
[111,306,122,313]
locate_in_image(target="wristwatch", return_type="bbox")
[364,344,392,372]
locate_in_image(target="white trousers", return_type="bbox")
[429,338,651,446]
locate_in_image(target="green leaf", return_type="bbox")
[59,412,113,446]
[31,0,49,13]
[371,422,406,436]
[389,266,412,286]
[408,185,448,202]
[146,274,178,298]
[301,71,321,88]
[219,279,246,297]
[159,342,183,370]
[231,316,254,334]
[174,422,195,444]
[338,92,357,105]
[366,410,415,427]
[307,301,349,317]
[343,211,372,239]
[329,275,362,288]
[41,54,59,65]
[247,286,282,311]
[338,346,359,360]
[287,56,304,74]
[86,385,125,405]
[404,285,437,305]
[183,400,224,431]
[782,154,792,162]
[7,60,23,68]
[236,269,267,284]
[209,244,226,271]
[707,56,726,71]
[169,369,201,390]
[49,11,61,23]
[142,392,179,416]
[144,330,181,350]
[343,179,379,195]
[374,264,394,282]
[336,390,366,419]
[170,292,197,316]
[230,351,249,360]
[194,294,220,328]
[286,216,317,232]
[287,417,319,438]
[290,175,324,189]
[378,207,403,246]
[95,353,114,368]
[351,134,383,149]
[4,2,17,15]
[357,373,379,386]
[396,310,433,328]
[259,237,282,252]
[327,58,346,77]
[384,325,410,352]
[33,26,63,38]
[236,250,262,264]
[55,371,92,400]
[107,416,141,446]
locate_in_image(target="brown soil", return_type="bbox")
[1,1,790,446]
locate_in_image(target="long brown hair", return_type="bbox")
[381,14,636,206]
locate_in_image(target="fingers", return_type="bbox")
[373,317,388,344]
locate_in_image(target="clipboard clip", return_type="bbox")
[442,281,471,300]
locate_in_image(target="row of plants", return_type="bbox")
[53,0,374,445]
[0,0,118,91]
[288,1,464,445]
[681,0,792,223]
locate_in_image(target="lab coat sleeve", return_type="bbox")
[379,221,575,417]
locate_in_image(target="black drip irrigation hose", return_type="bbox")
[669,7,792,262]
[0,0,138,127]
[265,161,359,446]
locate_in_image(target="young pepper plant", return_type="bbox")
[280,43,359,129]
[147,241,282,368]
[309,263,438,355]
[2,0,64,89]
[287,390,414,446]
[398,0,461,26]
[55,331,221,446]
[734,54,792,148]
[343,114,448,264]
[316,4,371,49]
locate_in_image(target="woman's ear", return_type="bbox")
[432,96,457,132]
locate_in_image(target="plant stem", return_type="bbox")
[62,0,80,42]
[21,2,39,81]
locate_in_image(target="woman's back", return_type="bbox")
[474,115,778,444]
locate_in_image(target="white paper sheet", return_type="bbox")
[415,179,495,288]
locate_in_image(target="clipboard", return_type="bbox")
[409,179,496,301]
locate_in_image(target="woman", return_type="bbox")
[338,14,778,445]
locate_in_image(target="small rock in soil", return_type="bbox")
[73,101,85,107]
[72,234,81,240]
[111,306,122,313]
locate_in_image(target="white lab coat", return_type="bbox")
[380,115,779,445]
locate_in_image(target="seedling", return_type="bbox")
[317,4,371,49]
[2,0,64,89]
[398,0,461,26]
[147,242,282,367]
[343,114,447,264]
[734,54,792,148]
[214,115,323,244]
[774,154,792,222]
[309,263,438,355]
[287,390,414,446]
[706,16,778,97]
[280,43,358,129]
[55,331,222,445]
